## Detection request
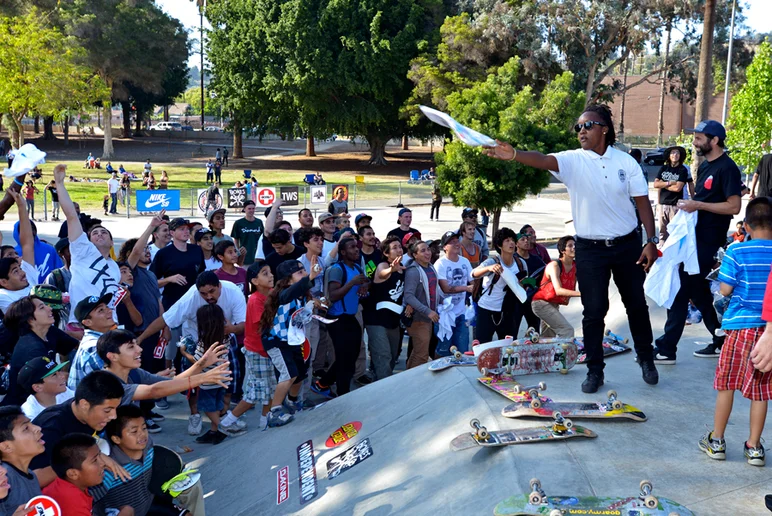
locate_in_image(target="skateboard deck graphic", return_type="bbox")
[325,422,363,448]
[428,355,477,371]
[494,478,694,515]
[478,376,551,404]
[450,418,596,451]
[575,329,632,364]
[501,390,647,422]
[475,333,579,376]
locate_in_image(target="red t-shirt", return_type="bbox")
[763,266,772,323]
[215,267,248,297]
[42,477,92,516]
[244,291,268,356]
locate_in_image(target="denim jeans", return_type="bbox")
[434,314,469,357]
[110,192,117,213]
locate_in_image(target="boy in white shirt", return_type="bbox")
[0,190,37,313]
[18,357,74,421]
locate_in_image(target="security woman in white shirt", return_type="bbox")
[483,104,659,393]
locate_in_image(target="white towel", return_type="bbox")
[644,210,699,308]
[4,143,46,177]
[436,297,456,341]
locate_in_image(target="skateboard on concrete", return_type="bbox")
[501,390,647,422]
[494,478,695,515]
[428,346,477,371]
[475,331,579,376]
[575,329,632,364]
[478,376,551,405]
[450,413,597,451]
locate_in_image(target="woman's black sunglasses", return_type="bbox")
[573,121,606,133]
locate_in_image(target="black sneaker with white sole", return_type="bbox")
[146,419,162,434]
[652,347,676,365]
[694,343,722,358]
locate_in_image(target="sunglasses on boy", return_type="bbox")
[573,121,606,133]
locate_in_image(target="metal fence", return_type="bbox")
[41,179,437,220]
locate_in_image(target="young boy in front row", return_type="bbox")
[91,405,205,516]
[700,197,772,465]
[0,406,45,514]
[42,433,134,516]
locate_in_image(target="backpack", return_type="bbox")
[323,261,363,314]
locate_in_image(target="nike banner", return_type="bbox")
[136,190,181,212]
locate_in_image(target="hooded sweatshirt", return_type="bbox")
[13,221,63,284]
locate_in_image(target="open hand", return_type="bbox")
[150,209,167,228]
[203,361,232,388]
[199,343,229,368]
[481,140,513,160]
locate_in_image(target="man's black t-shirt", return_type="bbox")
[150,244,205,310]
[265,245,305,275]
[755,154,772,198]
[656,165,690,205]
[694,153,742,245]
[31,401,97,470]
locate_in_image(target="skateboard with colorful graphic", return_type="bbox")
[429,346,477,371]
[450,414,596,451]
[575,329,631,364]
[494,478,695,515]
[478,376,550,405]
[501,390,647,422]
[475,332,579,376]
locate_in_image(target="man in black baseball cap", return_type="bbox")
[18,356,70,419]
[654,119,742,363]
[69,293,116,390]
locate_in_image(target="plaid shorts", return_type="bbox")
[714,327,772,401]
[242,350,277,406]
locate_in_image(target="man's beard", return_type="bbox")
[695,141,712,157]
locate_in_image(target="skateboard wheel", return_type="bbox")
[530,398,542,409]
[640,480,653,493]
[564,419,573,429]
[480,367,488,377]
[560,342,569,350]
[611,400,623,410]
[477,427,489,440]
[607,389,618,399]
[470,418,480,430]
[505,347,514,354]
[450,346,458,353]
[528,388,539,399]
[513,385,523,394]
[549,510,562,516]
[623,338,629,344]
[604,329,610,336]
[529,478,541,491]
[538,382,547,390]
[528,492,542,505]
[559,368,568,375]
[505,365,512,374]
[453,351,462,360]
[643,495,658,508]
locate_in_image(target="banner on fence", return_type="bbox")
[197,189,223,214]
[331,184,349,201]
[280,186,299,206]
[310,185,326,204]
[228,187,247,209]
[256,187,277,207]
[135,190,180,212]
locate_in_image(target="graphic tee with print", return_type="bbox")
[68,233,120,323]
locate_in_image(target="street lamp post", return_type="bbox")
[191,0,206,129]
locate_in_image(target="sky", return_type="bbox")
[157,0,772,68]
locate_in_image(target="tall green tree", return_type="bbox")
[727,40,772,172]
[435,58,584,232]
[0,10,102,147]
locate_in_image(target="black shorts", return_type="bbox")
[266,344,307,384]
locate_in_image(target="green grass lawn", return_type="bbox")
[32,160,432,213]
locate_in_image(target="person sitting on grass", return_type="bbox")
[0,406,45,514]
[42,433,134,516]
[93,405,205,516]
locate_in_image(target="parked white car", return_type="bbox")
[203,126,223,132]
[149,121,183,131]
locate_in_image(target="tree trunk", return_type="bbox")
[121,102,132,138]
[492,208,502,237]
[367,135,388,166]
[694,0,717,170]
[63,115,70,146]
[232,119,243,158]
[135,110,143,136]
[163,105,170,122]
[12,115,24,148]
[656,22,672,148]
[584,63,598,106]
[619,53,630,142]
[43,116,55,140]
[402,135,408,150]
[102,99,115,159]
[34,116,40,134]
[306,132,316,157]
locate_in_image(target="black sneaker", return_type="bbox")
[146,419,162,434]
[355,374,373,386]
[639,359,659,385]
[195,429,228,444]
[581,372,604,393]
[652,347,676,365]
[148,411,165,422]
[694,343,722,358]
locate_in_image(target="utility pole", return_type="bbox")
[191,0,206,129]
[722,0,737,125]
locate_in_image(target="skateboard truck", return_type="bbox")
[527,478,564,516]
[638,479,659,509]
[512,382,547,408]
[605,390,623,411]
[550,412,573,435]
[524,328,540,343]
[450,346,463,360]
[604,328,630,344]
[469,418,490,441]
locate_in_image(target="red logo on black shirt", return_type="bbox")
[704,175,714,190]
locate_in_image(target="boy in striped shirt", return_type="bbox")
[700,197,772,466]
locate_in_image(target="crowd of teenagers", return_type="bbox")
[0,111,771,513]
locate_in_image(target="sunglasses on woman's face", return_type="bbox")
[573,121,606,133]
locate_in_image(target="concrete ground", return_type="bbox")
[2,193,757,515]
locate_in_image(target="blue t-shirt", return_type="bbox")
[718,239,772,330]
[327,263,362,316]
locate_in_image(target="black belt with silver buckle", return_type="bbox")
[576,231,638,247]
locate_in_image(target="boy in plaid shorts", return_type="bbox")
[700,197,772,466]
[221,261,278,430]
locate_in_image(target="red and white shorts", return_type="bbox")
[714,327,772,401]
